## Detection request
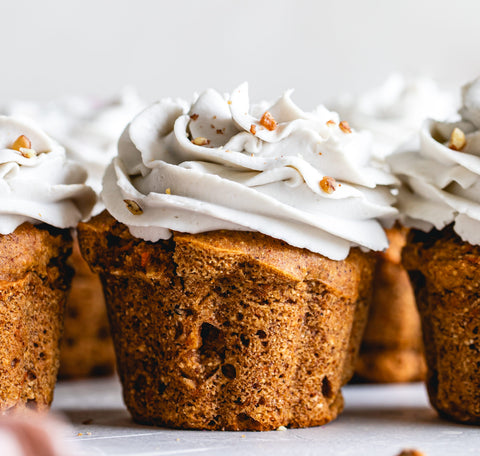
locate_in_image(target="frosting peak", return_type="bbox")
[103,84,397,260]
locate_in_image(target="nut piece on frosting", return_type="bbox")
[447,127,466,151]
[192,137,210,146]
[339,121,352,134]
[260,111,277,131]
[319,176,336,194]
[10,135,32,151]
[124,199,143,215]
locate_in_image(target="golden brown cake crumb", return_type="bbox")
[0,223,72,411]
[355,225,426,383]
[403,226,480,423]
[58,236,115,379]
[78,211,376,430]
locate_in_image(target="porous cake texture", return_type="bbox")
[79,212,375,430]
[0,223,72,412]
[403,226,480,424]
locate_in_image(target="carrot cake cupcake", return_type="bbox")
[331,75,457,382]
[6,90,144,378]
[0,116,94,411]
[389,76,480,423]
[79,83,397,430]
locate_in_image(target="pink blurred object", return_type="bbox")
[0,413,76,456]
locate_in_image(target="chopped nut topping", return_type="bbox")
[20,148,36,158]
[190,113,199,121]
[319,176,336,194]
[210,124,215,129]
[250,124,257,135]
[10,135,32,151]
[448,127,466,151]
[326,120,336,127]
[227,100,232,105]
[124,199,143,215]
[165,188,171,194]
[260,111,277,131]
[339,121,352,134]
[192,137,210,146]
[216,129,224,134]
[396,450,425,456]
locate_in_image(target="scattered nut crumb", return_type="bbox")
[10,135,31,151]
[250,124,257,135]
[124,199,143,215]
[241,434,246,438]
[216,128,225,134]
[81,419,93,425]
[210,124,215,129]
[448,127,466,151]
[176,438,180,442]
[326,120,336,127]
[227,100,232,105]
[77,433,83,437]
[141,252,150,268]
[165,188,171,195]
[339,121,352,134]
[190,113,199,121]
[20,148,36,158]
[86,432,92,436]
[396,449,425,456]
[192,137,210,146]
[260,111,277,131]
[276,425,287,431]
[319,176,336,194]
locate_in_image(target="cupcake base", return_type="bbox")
[59,236,115,379]
[356,226,426,383]
[79,212,375,430]
[0,223,72,412]
[403,226,480,424]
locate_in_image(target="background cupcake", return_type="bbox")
[0,116,94,411]
[389,76,480,423]
[79,83,397,430]
[4,90,145,378]
[330,75,458,383]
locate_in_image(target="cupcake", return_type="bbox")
[388,76,480,423]
[331,75,457,383]
[0,116,94,411]
[79,83,396,430]
[6,90,145,378]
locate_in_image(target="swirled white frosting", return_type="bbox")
[331,74,458,159]
[5,88,145,215]
[0,116,96,234]
[387,77,480,245]
[103,83,397,260]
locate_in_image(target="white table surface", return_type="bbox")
[51,376,479,456]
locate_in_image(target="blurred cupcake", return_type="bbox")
[79,83,397,430]
[331,75,457,383]
[0,116,94,411]
[6,89,145,378]
[389,76,480,423]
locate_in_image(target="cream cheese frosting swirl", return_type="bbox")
[387,77,480,245]
[5,89,145,215]
[103,83,397,260]
[0,116,96,234]
[331,74,458,159]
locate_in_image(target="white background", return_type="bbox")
[2,0,480,106]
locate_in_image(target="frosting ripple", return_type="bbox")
[0,116,96,234]
[103,83,397,260]
[388,76,480,245]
